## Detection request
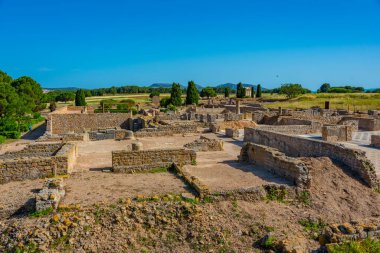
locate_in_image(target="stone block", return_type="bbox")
[225,128,239,138]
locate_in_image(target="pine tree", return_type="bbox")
[256,84,262,98]
[185,81,199,105]
[75,89,86,106]
[169,83,182,106]
[224,87,230,98]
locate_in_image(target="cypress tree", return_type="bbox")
[75,89,86,106]
[236,83,245,98]
[169,83,182,106]
[224,87,230,98]
[256,84,262,98]
[251,88,255,98]
[185,80,200,105]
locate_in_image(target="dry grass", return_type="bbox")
[264,93,380,110]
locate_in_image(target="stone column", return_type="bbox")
[278,107,282,115]
[236,100,241,114]
[325,101,330,110]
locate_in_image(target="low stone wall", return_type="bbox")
[322,125,353,142]
[184,135,224,152]
[135,124,197,137]
[36,133,86,142]
[239,143,310,188]
[338,119,359,131]
[244,128,378,187]
[371,135,380,148]
[112,148,196,173]
[257,125,320,135]
[172,163,209,198]
[0,143,77,184]
[0,143,64,159]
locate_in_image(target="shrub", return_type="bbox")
[0,135,6,143]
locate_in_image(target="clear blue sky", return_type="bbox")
[1,0,380,90]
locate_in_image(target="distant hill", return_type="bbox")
[149,83,203,90]
[215,83,265,91]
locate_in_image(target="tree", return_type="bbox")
[149,89,160,98]
[279,84,308,99]
[224,87,230,98]
[200,87,217,98]
[169,83,182,106]
[236,83,245,98]
[49,101,57,112]
[319,83,331,93]
[0,82,20,116]
[256,84,262,98]
[11,76,44,112]
[56,92,75,103]
[75,89,86,106]
[0,70,12,84]
[185,80,200,105]
[251,88,255,98]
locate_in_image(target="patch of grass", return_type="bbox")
[299,190,311,205]
[29,207,54,218]
[374,188,380,194]
[262,236,276,249]
[134,167,169,174]
[298,218,325,233]
[191,159,197,166]
[328,238,380,253]
[202,196,213,204]
[265,186,288,203]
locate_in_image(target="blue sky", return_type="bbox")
[0,0,380,90]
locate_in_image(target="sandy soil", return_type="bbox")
[305,157,380,223]
[62,171,189,207]
[0,178,45,218]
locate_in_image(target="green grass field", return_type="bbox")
[263,93,380,111]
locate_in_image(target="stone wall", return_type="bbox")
[322,125,353,142]
[371,135,380,148]
[225,128,239,138]
[135,123,197,138]
[0,143,77,184]
[112,148,196,173]
[244,128,378,187]
[48,113,131,134]
[257,125,320,135]
[341,117,380,131]
[239,143,310,188]
[36,133,87,142]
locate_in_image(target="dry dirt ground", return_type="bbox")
[184,136,291,192]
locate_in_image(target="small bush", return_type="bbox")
[29,207,54,218]
[265,186,287,203]
[299,190,311,205]
[262,236,276,249]
[0,135,5,143]
[298,218,325,233]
